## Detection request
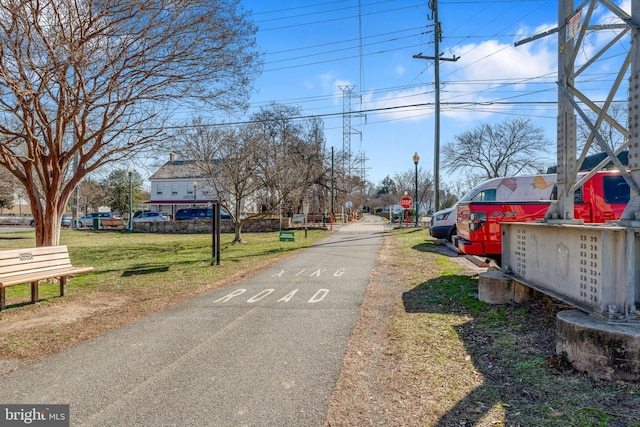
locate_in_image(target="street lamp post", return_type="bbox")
[193,181,198,207]
[413,152,420,226]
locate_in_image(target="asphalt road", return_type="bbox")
[0,215,385,426]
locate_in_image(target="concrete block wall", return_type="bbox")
[130,218,292,234]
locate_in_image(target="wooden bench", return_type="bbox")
[0,245,94,311]
[99,218,124,228]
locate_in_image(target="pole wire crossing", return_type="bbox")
[413,0,458,212]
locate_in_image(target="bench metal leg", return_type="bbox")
[31,281,38,304]
[60,276,67,297]
[0,287,4,311]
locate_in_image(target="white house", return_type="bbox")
[145,155,220,216]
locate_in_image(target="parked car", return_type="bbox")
[131,211,170,222]
[30,214,72,228]
[174,207,230,221]
[429,204,457,241]
[78,212,121,228]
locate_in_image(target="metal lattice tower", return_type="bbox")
[339,85,355,175]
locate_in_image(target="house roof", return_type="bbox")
[149,160,218,180]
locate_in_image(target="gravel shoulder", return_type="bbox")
[325,227,492,426]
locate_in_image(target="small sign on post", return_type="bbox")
[399,196,413,209]
[279,231,295,242]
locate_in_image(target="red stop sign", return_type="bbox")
[399,196,413,209]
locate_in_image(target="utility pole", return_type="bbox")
[413,0,458,212]
[331,146,335,221]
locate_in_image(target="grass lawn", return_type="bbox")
[387,228,640,426]
[3,225,640,426]
[0,228,328,359]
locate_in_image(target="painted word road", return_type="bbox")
[213,266,347,305]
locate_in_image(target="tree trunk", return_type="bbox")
[34,211,62,247]
[233,221,243,243]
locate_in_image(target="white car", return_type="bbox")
[131,212,170,222]
[429,205,457,241]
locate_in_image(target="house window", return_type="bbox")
[156,183,163,195]
[171,183,178,195]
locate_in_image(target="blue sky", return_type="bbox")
[169,0,632,189]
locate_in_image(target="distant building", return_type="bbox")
[145,154,220,216]
[3,191,31,216]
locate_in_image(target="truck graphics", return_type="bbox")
[429,174,556,241]
[455,171,629,258]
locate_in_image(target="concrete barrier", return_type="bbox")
[478,270,533,304]
[557,310,640,381]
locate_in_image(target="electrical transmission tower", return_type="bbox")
[339,85,357,176]
[359,151,369,182]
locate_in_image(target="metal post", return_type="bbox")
[211,202,220,266]
[215,203,221,265]
[193,181,197,207]
[622,0,640,220]
[128,170,133,233]
[551,0,577,221]
[413,152,419,226]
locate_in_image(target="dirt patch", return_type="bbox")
[325,233,401,426]
[324,233,489,425]
[0,293,129,334]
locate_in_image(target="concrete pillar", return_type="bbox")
[557,310,640,381]
[478,271,532,304]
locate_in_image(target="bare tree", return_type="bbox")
[578,102,628,155]
[174,120,264,243]
[250,104,326,218]
[0,168,15,213]
[174,105,327,243]
[392,168,434,213]
[74,178,108,214]
[442,117,551,180]
[0,0,260,246]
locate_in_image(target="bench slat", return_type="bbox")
[0,245,93,310]
[0,259,73,275]
[0,266,94,286]
[0,246,74,276]
[0,246,69,261]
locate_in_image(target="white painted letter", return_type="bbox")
[247,289,274,303]
[334,268,346,277]
[308,289,329,303]
[271,269,289,278]
[214,289,246,302]
[310,269,325,277]
[277,289,299,302]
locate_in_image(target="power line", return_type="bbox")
[264,26,428,56]
[161,99,561,130]
[255,3,420,32]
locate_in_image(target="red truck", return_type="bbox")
[455,171,630,259]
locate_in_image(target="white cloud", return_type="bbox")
[456,39,556,84]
